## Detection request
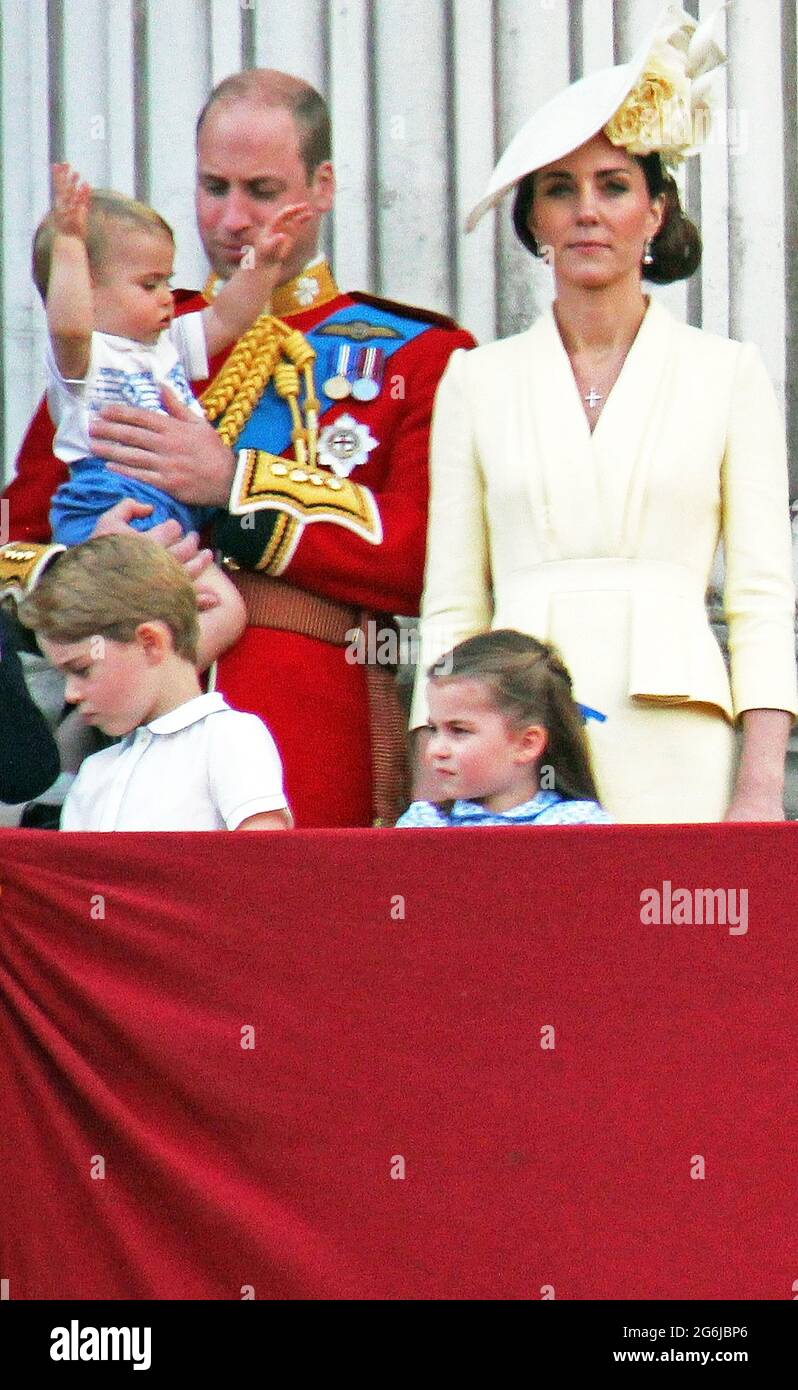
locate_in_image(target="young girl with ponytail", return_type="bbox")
[398,630,611,826]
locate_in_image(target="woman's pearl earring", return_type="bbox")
[643,238,654,266]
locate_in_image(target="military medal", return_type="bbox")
[318,413,379,478]
[351,346,385,402]
[322,344,353,400]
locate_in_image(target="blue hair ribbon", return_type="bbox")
[577,703,607,724]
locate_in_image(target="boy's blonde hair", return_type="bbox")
[18,534,199,662]
[32,190,174,299]
[428,628,600,803]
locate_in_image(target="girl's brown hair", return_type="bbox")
[428,628,601,802]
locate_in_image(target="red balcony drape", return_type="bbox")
[1,824,795,1300]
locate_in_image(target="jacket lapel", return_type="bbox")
[590,297,680,554]
[522,311,604,558]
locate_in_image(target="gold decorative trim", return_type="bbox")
[229,448,382,546]
[201,317,320,467]
[272,260,340,317]
[202,259,341,318]
[255,515,288,572]
[0,542,65,602]
[261,517,302,575]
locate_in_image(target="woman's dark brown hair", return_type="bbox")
[428,628,601,803]
[512,150,701,284]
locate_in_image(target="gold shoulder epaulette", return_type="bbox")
[0,542,65,603]
[229,449,383,546]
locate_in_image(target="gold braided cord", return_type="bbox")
[281,328,315,370]
[200,318,284,446]
[198,310,319,459]
[273,362,308,465]
[302,367,320,468]
[273,362,300,398]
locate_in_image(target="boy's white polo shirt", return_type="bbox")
[61,693,289,831]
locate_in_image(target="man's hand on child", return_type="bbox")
[90,498,155,539]
[254,203,312,265]
[51,163,90,240]
[92,385,235,507]
[90,499,217,591]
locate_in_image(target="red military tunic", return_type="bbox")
[2,261,475,826]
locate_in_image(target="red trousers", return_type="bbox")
[216,627,373,828]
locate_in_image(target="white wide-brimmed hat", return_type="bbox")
[465,2,726,233]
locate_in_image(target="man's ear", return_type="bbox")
[135,620,173,662]
[311,160,335,215]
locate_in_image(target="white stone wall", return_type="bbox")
[1,0,796,492]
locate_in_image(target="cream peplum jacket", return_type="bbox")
[411,297,798,729]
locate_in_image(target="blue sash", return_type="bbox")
[235,303,428,454]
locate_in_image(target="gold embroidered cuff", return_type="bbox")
[256,514,301,574]
[229,448,383,546]
[0,542,65,603]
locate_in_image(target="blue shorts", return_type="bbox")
[49,456,217,546]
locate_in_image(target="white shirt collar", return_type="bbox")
[450,790,562,822]
[145,691,228,736]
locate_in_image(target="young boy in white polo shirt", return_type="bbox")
[18,534,292,831]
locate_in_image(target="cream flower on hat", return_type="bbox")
[605,4,726,166]
[604,60,691,161]
[465,2,726,233]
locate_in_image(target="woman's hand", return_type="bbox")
[724,790,785,822]
[724,708,792,822]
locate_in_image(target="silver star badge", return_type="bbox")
[318,414,379,478]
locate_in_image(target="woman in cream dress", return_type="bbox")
[411,5,797,822]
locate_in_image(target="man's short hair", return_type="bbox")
[18,534,199,663]
[32,191,174,299]
[195,69,331,178]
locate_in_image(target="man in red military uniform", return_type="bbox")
[1,70,475,826]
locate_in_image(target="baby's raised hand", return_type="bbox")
[51,163,91,239]
[254,203,313,265]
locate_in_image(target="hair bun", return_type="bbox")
[643,164,702,285]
